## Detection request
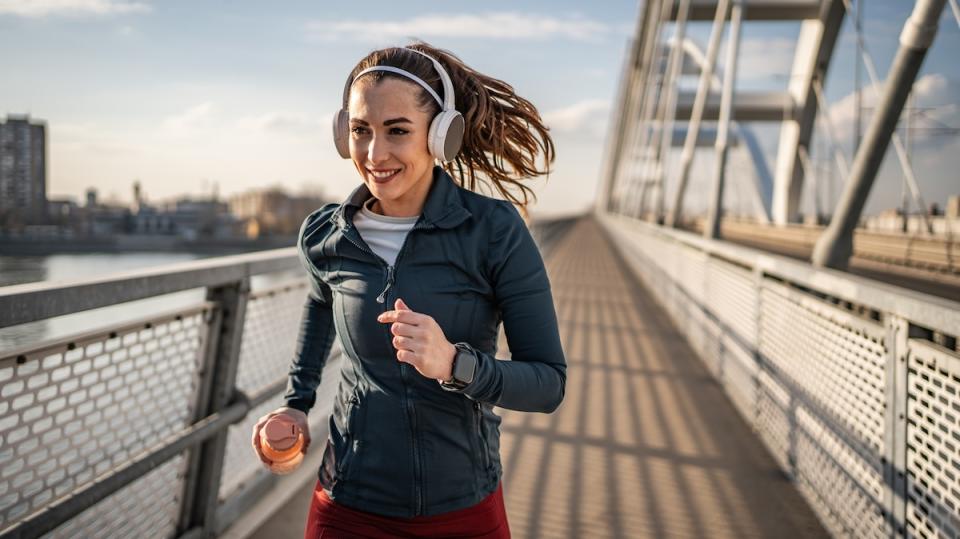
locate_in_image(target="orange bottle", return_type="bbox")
[260,415,304,474]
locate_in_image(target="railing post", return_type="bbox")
[176,279,251,537]
[883,315,909,537]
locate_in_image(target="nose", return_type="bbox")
[367,133,390,165]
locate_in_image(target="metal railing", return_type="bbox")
[598,211,960,538]
[686,216,959,278]
[0,216,569,539]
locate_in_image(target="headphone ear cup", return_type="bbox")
[332,109,350,159]
[428,111,464,163]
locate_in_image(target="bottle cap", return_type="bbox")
[264,416,300,451]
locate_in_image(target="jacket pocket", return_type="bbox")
[474,401,491,472]
[336,392,363,481]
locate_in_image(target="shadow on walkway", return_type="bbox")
[250,215,827,538]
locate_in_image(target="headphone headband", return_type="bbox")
[342,47,456,113]
[351,65,443,108]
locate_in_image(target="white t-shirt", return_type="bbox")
[352,197,419,267]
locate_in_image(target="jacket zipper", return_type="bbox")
[474,401,490,471]
[390,220,427,516]
[342,216,428,516]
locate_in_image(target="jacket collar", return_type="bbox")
[331,166,472,230]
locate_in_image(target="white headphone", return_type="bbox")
[332,47,465,163]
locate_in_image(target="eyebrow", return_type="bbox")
[350,117,413,126]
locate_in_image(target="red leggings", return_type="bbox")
[304,481,511,538]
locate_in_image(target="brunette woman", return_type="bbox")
[252,41,565,539]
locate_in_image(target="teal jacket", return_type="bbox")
[284,166,566,518]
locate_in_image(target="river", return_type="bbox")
[0,252,300,354]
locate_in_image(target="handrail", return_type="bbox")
[0,247,301,329]
[603,213,960,333]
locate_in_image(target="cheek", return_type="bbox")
[349,137,365,158]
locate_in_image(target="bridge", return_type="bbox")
[1,1,959,538]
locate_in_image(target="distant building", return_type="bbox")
[0,114,47,226]
[229,188,328,238]
[157,197,235,239]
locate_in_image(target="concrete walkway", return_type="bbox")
[249,216,826,538]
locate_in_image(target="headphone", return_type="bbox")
[332,47,465,163]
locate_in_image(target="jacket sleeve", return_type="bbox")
[283,207,339,415]
[458,201,567,413]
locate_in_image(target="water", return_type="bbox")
[0,252,301,354]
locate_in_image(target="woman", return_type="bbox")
[251,42,566,538]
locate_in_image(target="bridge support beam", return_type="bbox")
[646,0,690,222]
[813,0,946,270]
[600,0,668,217]
[771,0,845,224]
[668,0,732,228]
[705,1,744,239]
[624,0,673,219]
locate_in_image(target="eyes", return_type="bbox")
[350,126,409,137]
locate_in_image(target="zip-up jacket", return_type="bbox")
[284,166,566,518]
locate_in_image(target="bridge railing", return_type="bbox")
[598,211,960,539]
[0,216,566,539]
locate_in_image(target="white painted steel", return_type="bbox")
[598,212,960,538]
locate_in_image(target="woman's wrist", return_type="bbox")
[437,342,456,384]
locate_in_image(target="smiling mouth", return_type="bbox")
[368,168,401,183]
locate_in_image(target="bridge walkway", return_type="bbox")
[251,216,827,538]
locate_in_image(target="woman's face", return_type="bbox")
[348,77,435,214]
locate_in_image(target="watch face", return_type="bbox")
[453,348,477,385]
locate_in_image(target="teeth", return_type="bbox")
[370,169,399,178]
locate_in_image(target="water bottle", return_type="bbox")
[260,415,304,474]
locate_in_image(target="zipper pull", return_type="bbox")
[376,265,395,304]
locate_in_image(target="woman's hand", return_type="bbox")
[251,406,311,465]
[377,298,456,382]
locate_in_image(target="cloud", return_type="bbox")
[305,12,611,43]
[236,113,321,137]
[0,0,150,17]
[736,37,796,82]
[51,121,141,157]
[161,102,215,132]
[542,99,610,135]
[828,73,960,146]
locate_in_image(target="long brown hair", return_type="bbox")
[347,41,555,216]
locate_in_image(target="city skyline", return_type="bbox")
[1,0,958,218]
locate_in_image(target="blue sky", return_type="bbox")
[1,0,957,217]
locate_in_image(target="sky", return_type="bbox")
[1,0,958,219]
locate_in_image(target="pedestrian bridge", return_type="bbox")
[1,212,957,538]
[3,0,960,537]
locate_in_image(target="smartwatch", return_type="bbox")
[440,342,478,390]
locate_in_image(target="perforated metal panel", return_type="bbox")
[705,258,756,345]
[219,281,311,500]
[0,305,210,536]
[759,281,887,454]
[219,280,342,501]
[755,369,792,472]
[44,456,186,539]
[906,339,960,539]
[757,281,888,537]
[794,404,888,538]
[717,332,759,422]
[598,214,953,539]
